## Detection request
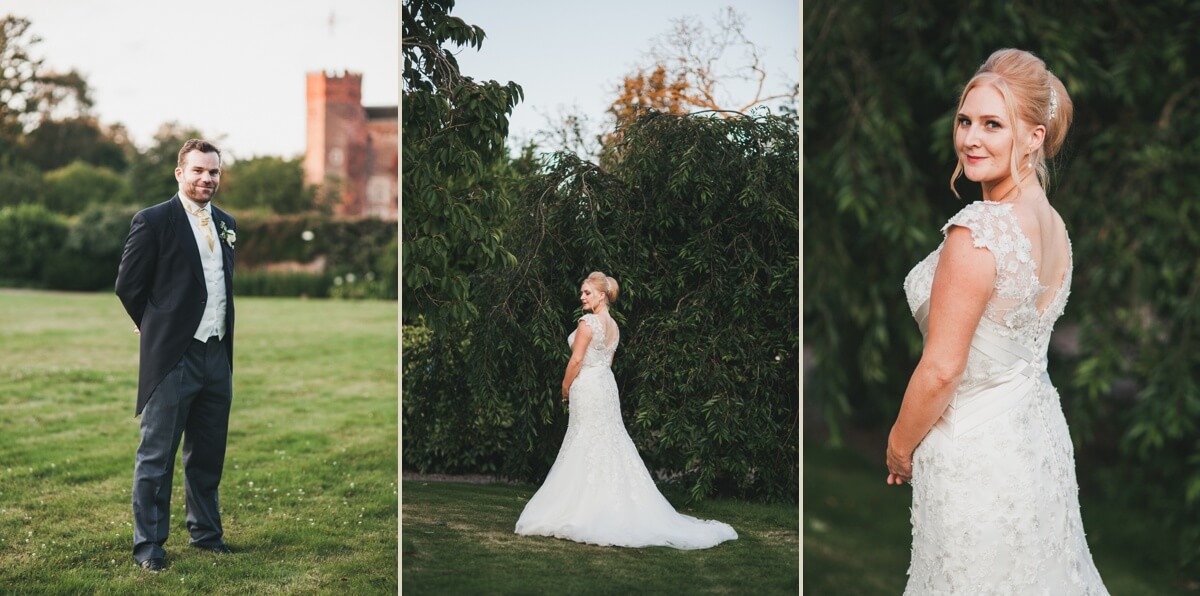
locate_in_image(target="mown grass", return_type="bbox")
[401,480,799,595]
[0,289,397,594]
[803,441,1199,595]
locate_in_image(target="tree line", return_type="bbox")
[1,15,328,217]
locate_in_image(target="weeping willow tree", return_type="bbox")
[404,111,799,502]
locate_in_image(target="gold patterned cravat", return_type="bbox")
[185,201,214,251]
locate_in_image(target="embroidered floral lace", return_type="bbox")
[900,201,1108,594]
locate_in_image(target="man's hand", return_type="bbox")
[133,325,141,336]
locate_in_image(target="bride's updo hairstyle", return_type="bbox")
[951,48,1074,198]
[586,271,619,304]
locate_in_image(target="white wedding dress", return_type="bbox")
[902,201,1108,594]
[514,313,738,549]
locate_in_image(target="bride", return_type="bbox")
[887,49,1108,593]
[514,271,737,550]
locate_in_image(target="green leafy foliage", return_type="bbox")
[329,272,395,300]
[40,160,132,215]
[402,0,524,328]
[42,204,138,291]
[0,203,67,283]
[404,112,799,503]
[232,213,396,279]
[232,271,333,298]
[218,155,315,214]
[0,160,41,207]
[1,17,126,171]
[402,324,511,474]
[21,117,130,172]
[2,206,394,296]
[804,0,1200,570]
[376,236,399,299]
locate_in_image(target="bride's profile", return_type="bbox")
[514,271,737,550]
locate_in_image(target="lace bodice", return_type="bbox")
[567,313,619,368]
[904,200,1072,360]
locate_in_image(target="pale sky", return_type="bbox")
[3,0,398,161]
[450,1,799,151]
[3,1,796,162]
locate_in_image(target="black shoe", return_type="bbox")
[139,558,166,572]
[192,542,233,554]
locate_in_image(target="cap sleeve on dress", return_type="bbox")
[579,314,604,344]
[940,201,1018,268]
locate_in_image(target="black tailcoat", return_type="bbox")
[116,194,235,415]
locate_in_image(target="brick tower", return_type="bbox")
[305,71,398,219]
[305,71,369,216]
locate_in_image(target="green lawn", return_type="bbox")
[402,480,799,595]
[0,289,397,594]
[804,441,1198,595]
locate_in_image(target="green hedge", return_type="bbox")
[41,161,132,215]
[230,213,397,299]
[0,207,396,298]
[232,270,333,298]
[0,204,69,284]
[0,161,42,209]
[402,324,510,474]
[42,204,140,291]
[233,213,396,276]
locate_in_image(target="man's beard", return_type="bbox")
[185,182,217,202]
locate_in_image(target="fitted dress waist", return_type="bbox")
[914,300,1050,438]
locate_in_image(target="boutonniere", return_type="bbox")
[218,221,236,249]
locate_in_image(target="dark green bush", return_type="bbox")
[321,218,397,277]
[0,161,42,208]
[402,323,513,474]
[218,155,313,214]
[42,205,139,291]
[40,160,132,215]
[0,204,68,284]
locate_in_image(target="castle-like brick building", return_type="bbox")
[305,71,397,219]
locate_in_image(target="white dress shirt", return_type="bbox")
[180,194,227,341]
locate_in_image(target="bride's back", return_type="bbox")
[1009,190,1071,315]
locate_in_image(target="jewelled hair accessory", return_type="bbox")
[1048,87,1059,121]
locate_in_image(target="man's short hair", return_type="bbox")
[177,139,222,169]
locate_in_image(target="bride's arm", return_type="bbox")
[561,320,593,402]
[886,225,995,484]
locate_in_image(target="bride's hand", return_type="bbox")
[561,385,569,403]
[886,440,913,485]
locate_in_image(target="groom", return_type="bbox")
[116,139,236,572]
